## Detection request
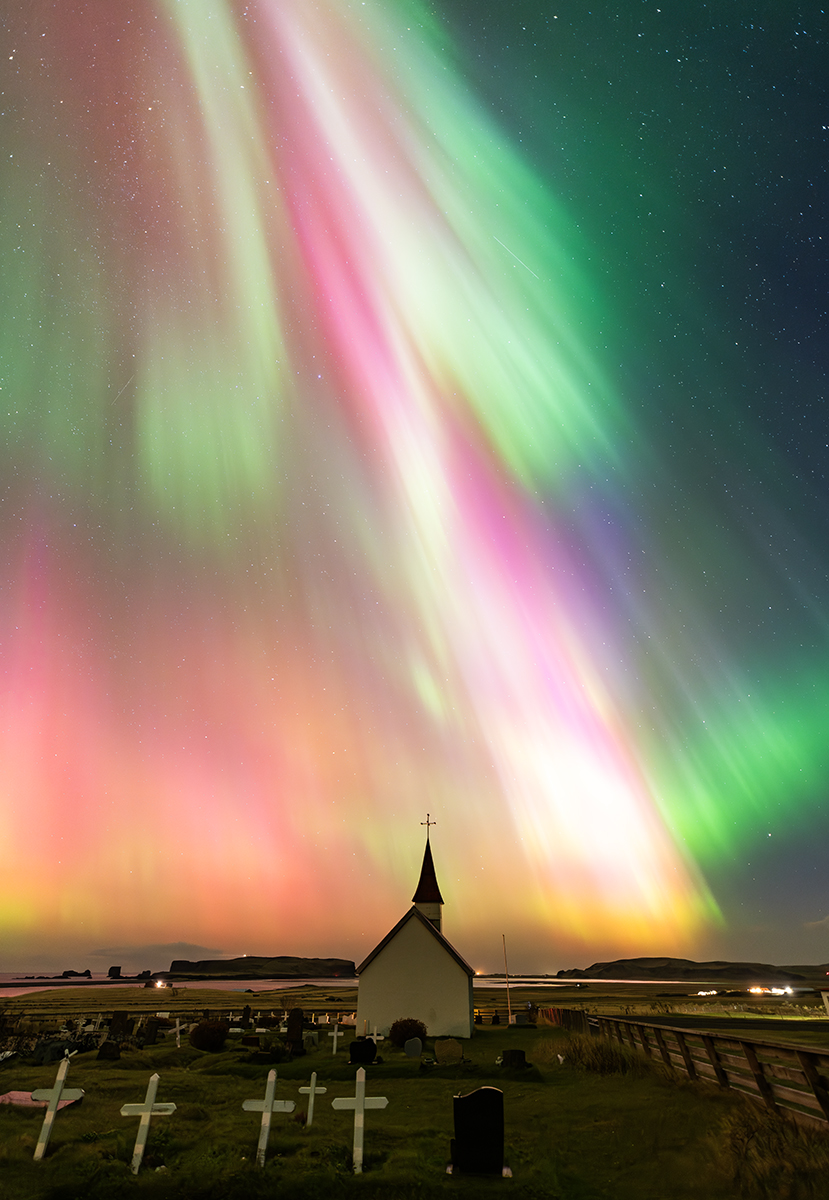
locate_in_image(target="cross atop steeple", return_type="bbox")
[420,813,436,839]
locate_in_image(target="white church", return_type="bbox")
[355,829,475,1038]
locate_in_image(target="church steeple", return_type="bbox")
[413,815,444,932]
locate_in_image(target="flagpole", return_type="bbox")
[502,934,512,1023]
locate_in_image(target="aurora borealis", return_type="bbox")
[2,1,828,974]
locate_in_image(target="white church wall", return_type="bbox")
[356,914,473,1038]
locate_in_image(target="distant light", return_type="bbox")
[155,980,167,988]
[697,990,717,996]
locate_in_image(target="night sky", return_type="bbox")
[1,0,828,976]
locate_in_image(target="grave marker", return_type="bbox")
[242,1069,296,1167]
[108,1011,134,1040]
[501,1047,528,1069]
[331,1067,388,1174]
[31,1056,84,1161]
[328,1023,343,1054]
[449,1086,510,1176]
[298,1071,327,1126]
[435,1038,463,1066]
[120,1072,176,1174]
[349,1037,376,1065]
[286,1007,305,1055]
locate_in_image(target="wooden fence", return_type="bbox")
[542,1008,829,1130]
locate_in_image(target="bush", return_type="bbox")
[189,1019,229,1052]
[388,1017,428,1048]
[558,1031,647,1076]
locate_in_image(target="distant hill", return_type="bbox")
[556,957,816,983]
[167,955,356,978]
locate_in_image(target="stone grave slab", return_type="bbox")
[449,1086,508,1176]
[435,1038,463,1066]
[287,1008,305,1056]
[349,1038,377,1065]
[501,1048,528,1070]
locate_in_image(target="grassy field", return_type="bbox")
[3,984,829,1198]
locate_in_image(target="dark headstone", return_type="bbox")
[474,1013,483,1025]
[404,1037,423,1058]
[242,1005,252,1029]
[349,1038,377,1065]
[33,1040,73,1065]
[501,1048,527,1070]
[286,1008,305,1053]
[97,1040,121,1061]
[450,1087,504,1175]
[143,1019,160,1046]
[108,1012,134,1040]
[491,1013,501,1025]
[435,1038,463,1065]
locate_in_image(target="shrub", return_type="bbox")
[189,1019,229,1052]
[558,1031,647,1076]
[388,1017,428,1048]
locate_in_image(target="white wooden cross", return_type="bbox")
[328,1023,343,1054]
[242,1069,296,1167]
[31,1055,84,1161]
[298,1071,327,1127]
[331,1067,388,1174]
[120,1072,177,1174]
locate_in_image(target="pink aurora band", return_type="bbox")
[0,0,728,968]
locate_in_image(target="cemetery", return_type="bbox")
[4,981,829,1198]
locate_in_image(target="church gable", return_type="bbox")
[357,906,474,977]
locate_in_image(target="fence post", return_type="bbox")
[636,1025,653,1058]
[740,1042,776,1111]
[674,1031,697,1080]
[795,1050,829,1121]
[702,1035,729,1088]
[653,1028,674,1071]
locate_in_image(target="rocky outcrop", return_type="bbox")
[556,957,807,982]
[166,955,356,978]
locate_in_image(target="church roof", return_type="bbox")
[412,838,444,904]
[356,905,474,976]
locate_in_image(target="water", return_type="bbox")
[0,972,574,1000]
[0,974,359,1000]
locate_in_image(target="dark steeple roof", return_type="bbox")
[412,837,444,905]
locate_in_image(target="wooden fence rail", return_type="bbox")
[541,1008,829,1130]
